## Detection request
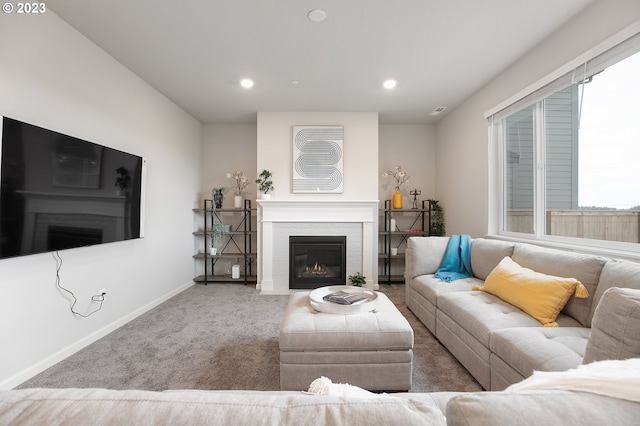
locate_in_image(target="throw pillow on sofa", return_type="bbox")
[473,256,588,327]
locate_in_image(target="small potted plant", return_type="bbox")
[256,169,274,199]
[348,272,366,287]
[210,223,225,255]
[428,199,445,236]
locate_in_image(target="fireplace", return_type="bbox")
[256,200,378,294]
[289,236,346,289]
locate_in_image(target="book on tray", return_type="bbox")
[323,290,368,305]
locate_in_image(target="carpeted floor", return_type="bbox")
[18,283,481,393]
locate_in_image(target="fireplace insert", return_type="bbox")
[289,236,346,289]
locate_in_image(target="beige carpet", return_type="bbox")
[18,283,481,393]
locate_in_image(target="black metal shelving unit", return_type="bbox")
[192,198,256,285]
[379,199,431,284]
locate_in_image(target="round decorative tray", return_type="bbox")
[309,285,378,315]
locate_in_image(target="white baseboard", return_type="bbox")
[1,281,195,390]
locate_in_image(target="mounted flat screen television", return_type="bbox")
[0,116,146,259]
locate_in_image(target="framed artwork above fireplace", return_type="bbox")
[292,126,343,193]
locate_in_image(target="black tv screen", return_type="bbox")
[0,116,146,259]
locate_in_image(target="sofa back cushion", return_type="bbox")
[470,239,515,281]
[405,236,450,278]
[0,388,448,426]
[446,389,640,426]
[583,287,640,364]
[587,260,640,323]
[511,244,607,326]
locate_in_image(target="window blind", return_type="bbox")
[486,28,640,122]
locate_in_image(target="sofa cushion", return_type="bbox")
[587,260,640,326]
[476,256,582,327]
[446,390,640,426]
[396,392,462,416]
[0,388,447,426]
[470,239,515,281]
[437,291,545,349]
[405,236,450,278]
[490,327,589,379]
[512,243,607,326]
[583,287,640,364]
[410,274,482,307]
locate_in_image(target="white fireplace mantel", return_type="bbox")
[256,200,379,294]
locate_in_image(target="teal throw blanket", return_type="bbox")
[434,234,473,282]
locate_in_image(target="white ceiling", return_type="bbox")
[47,0,594,124]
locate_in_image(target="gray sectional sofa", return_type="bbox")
[405,236,640,390]
[3,237,639,425]
[2,368,640,425]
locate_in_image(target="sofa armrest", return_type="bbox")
[405,237,450,280]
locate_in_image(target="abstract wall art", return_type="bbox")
[292,126,344,193]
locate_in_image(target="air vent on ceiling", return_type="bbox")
[430,106,447,116]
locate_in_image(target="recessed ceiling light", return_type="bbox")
[240,78,254,88]
[383,79,397,89]
[430,106,447,116]
[308,9,326,22]
[291,80,300,85]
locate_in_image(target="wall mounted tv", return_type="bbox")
[0,116,146,259]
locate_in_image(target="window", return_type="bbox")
[488,30,640,250]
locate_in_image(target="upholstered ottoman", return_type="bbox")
[279,291,414,391]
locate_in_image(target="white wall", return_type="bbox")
[201,122,435,208]
[257,112,379,201]
[200,123,257,204]
[379,124,436,208]
[0,12,202,388]
[434,0,640,238]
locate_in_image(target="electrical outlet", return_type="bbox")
[99,288,107,295]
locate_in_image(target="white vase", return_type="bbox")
[234,195,242,208]
[260,193,271,200]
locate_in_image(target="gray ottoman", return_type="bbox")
[279,291,414,391]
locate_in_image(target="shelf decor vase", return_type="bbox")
[234,195,242,208]
[212,189,224,209]
[393,189,403,209]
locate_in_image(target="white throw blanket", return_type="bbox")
[506,358,640,403]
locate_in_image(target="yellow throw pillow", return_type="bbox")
[472,256,588,327]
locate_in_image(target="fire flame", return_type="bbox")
[305,262,326,275]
